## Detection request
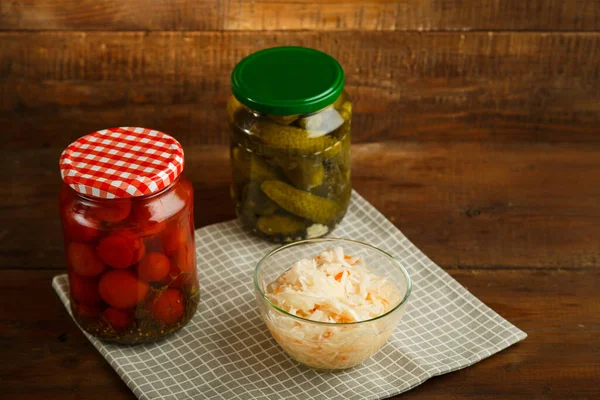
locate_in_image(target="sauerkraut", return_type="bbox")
[263,246,406,369]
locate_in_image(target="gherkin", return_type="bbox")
[277,157,324,190]
[242,181,279,216]
[312,162,345,199]
[325,126,350,174]
[231,147,279,182]
[261,180,340,224]
[257,215,308,236]
[250,120,342,157]
[267,114,299,125]
[338,101,352,121]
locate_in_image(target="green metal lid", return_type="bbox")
[231,46,344,116]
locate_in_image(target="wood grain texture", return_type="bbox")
[2,31,599,149]
[2,141,599,270]
[1,268,597,399]
[1,0,599,31]
[2,1,599,396]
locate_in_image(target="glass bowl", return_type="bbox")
[253,238,411,370]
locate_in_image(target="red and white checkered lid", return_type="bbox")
[59,127,184,199]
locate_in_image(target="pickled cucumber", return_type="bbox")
[257,215,308,236]
[267,114,299,125]
[242,181,279,216]
[332,129,351,172]
[279,158,324,190]
[250,120,341,157]
[339,101,352,121]
[231,147,279,181]
[312,162,345,199]
[261,180,340,224]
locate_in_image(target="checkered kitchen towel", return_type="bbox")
[53,191,526,400]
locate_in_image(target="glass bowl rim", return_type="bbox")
[253,237,412,326]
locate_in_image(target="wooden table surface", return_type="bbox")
[2,144,599,399]
[1,1,600,399]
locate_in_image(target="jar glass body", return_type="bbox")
[227,91,352,242]
[59,175,199,344]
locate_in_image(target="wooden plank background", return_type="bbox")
[1,0,599,31]
[2,31,600,148]
[1,1,600,399]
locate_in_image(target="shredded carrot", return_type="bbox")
[345,255,358,265]
[334,272,344,281]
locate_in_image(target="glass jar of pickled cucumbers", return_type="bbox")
[227,47,352,242]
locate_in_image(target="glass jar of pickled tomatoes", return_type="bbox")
[59,127,199,344]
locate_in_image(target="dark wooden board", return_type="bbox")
[2,141,599,270]
[1,1,599,31]
[2,32,599,148]
[1,268,597,399]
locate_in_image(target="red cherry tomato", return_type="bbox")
[99,270,149,309]
[62,205,102,243]
[162,224,190,256]
[175,244,196,273]
[150,289,184,325]
[92,199,132,222]
[161,263,182,288]
[132,198,168,237]
[175,180,193,222]
[68,242,106,277]
[163,184,189,217]
[102,307,134,331]
[69,273,102,305]
[133,185,188,236]
[96,230,145,268]
[137,220,167,237]
[138,252,171,282]
[162,261,196,289]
